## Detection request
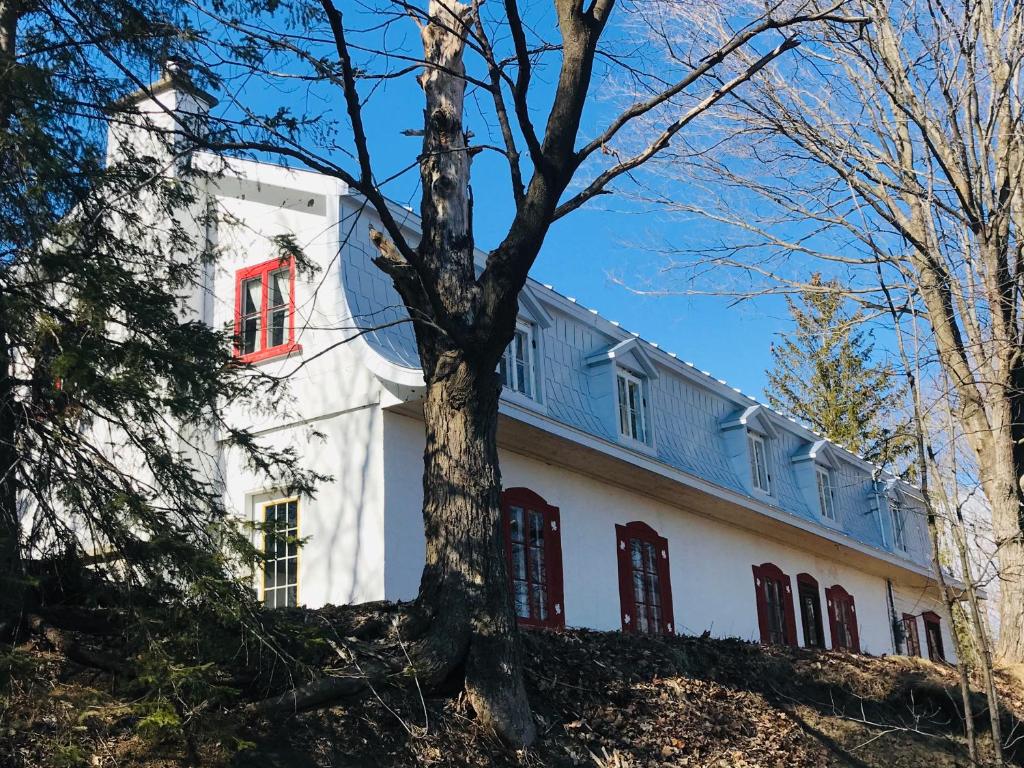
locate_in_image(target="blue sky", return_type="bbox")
[208,1,813,401]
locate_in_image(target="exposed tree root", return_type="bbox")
[245,602,537,749]
[27,614,130,675]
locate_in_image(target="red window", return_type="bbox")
[501,488,564,629]
[752,563,798,646]
[615,521,675,635]
[825,584,860,652]
[922,611,945,661]
[235,256,300,362]
[902,613,921,657]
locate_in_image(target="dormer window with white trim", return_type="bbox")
[617,368,648,443]
[816,467,836,520]
[499,321,535,399]
[585,336,659,450]
[721,404,780,499]
[890,498,907,552]
[748,432,771,494]
[791,439,843,525]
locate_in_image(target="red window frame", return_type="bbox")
[752,563,798,647]
[796,572,825,649]
[922,610,945,661]
[902,612,921,657]
[234,256,300,363]
[615,521,675,636]
[825,584,861,652]
[501,487,564,630]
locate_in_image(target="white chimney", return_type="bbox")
[105,60,218,168]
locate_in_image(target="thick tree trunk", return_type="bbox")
[411,350,536,747]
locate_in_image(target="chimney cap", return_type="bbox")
[116,59,218,110]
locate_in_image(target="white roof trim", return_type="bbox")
[584,337,659,380]
[720,404,779,439]
[791,439,842,470]
[518,283,554,329]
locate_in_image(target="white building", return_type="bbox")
[122,76,958,663]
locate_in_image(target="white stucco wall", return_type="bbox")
[382,411,955,657]
[205,171,394,608]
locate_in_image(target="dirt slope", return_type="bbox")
[3,627,1022,767]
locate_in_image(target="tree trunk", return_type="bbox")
[971,410,1024,667]
[0,0,24,635]
[412,349,536,747]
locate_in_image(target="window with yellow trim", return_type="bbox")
[262,498,298,608]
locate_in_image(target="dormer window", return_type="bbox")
[499,322,535,399]
[890,498,907,552]
[585,337,659,449]
[816,467,836,520]
[616,368,648,443]
[748,432,770,494]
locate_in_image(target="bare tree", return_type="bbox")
[182,0,865,746]
[639,0,1024,668]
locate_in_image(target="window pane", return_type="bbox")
[514,581,530,618]
[618,376,630,436]
[511,543,527,579]
[628,381,642,441]
[243,277,262,314]
[243,316,260,354]
[269,308,288,348]
[509,506,524,543]
[531,584,548,621]
[269,268,290,308]
[528,510,544,547]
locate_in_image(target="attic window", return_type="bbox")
[499,322,535,399]
[748,432,771,494]
[816,467,836,520]
[616,368,648,443]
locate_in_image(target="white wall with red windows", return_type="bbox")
[382,411,956,661]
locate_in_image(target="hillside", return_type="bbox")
[2,622,1022,767]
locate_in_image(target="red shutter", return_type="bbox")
[545,503,565,629]
[781,573,798,648]
[615,524,635,633]
[752,564,770,644]
[847,593,861,653]
[824,586,839,650]
[655,533,675,635]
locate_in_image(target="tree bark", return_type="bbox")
[411,349,535,746]
[368,0,536,747]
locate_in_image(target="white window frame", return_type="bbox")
[499,321,536,400]
[816,466,836,520]
[890,499,907,552]
[748,431,771,495]
[616,367,648,444]
[260,496,299,608]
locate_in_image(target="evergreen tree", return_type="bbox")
[765,275,911,468]
[0,0,319,653]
